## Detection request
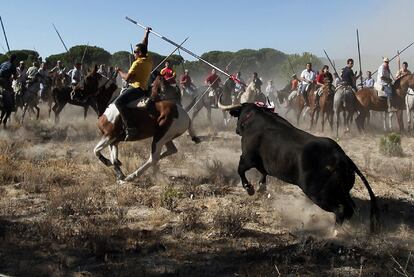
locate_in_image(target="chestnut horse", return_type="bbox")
[317,83,335,132]
[93,73,200,182]
[354,74,414,133]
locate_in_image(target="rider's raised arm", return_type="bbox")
[140,27,151,49]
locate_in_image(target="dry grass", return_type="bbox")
[212,205,252,237]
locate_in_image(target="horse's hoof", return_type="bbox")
[116,173,125,181]
[117,179,128,186]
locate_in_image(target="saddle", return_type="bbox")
[374,83,387,98]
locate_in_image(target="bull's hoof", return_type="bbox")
[192,136,201,144]
[257,182,267,194]
[244,184,255,196]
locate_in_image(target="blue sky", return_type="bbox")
[1,0,413,69]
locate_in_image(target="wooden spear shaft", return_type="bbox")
[357,29,363,87]
[52,23,69,53]
[0,16,10,52]
[125,16,245,86]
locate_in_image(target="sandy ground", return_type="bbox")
[0,104,413,276]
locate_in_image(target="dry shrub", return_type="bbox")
[379,133,403,157]
[213,205,251,237]
[0,156,19,184]
[48,183,107,217]
[161,185,182,211]
[116,187,160,208]
[198,159,238,196]
[393,162,413,182]
[181,206,202,231]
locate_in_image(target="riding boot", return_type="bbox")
[118,105,138,141]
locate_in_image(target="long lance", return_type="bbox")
[52,23,69,53]
[356,29,363,87]
[188,76,220,114]
[177,48,186,74]
[287,56,295,75]
[125,16,244,85]
[237,57,245,73]
[323,49,339,76]
[372,41,414,75]
[81,42,89,64]
[0,16,10,52]
[151,37,188,74]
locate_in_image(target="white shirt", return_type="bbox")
[265,84,274,97]
[300,69,316,85]
[377,64,391,86]
[363,77,375,88]
[71,67,82,85]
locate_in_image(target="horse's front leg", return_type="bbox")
[110,143,125,180]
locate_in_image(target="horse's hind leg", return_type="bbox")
[124,138,163,182]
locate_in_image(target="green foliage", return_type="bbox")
[0,49,40,65]
[161,185,182,211]
[280,52,324,80]
[33,44,324,85]
[111,51,133,70]
[379,132,403,157]
[45,45,111,70]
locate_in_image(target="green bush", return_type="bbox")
[379,132,403,157]
[161,185,182,211]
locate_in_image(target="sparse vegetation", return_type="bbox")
[213,205,251,237]
[379,132,404,157]
[0,109,413,276]
[161,185,182,211]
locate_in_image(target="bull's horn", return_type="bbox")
[217,93,242,111]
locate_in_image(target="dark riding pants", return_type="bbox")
[114,86,146,127]
[0,77,15,110]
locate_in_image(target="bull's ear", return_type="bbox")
[229,109,241,117]
[92,64,98,73]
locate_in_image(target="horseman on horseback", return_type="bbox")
[340,58,361,92]
[299,62,316,107]
[0,54,17,119]
[160,60,181,103]
[114,27,152,141]
[376,57,394,112]
[180,69,196,97]
[315,65,333,108]
[205,68,221,108]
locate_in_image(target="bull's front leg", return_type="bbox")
[238,155,255,195]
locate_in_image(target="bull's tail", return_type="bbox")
[348,156,380,233]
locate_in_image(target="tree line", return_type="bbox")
[0,46,323,84]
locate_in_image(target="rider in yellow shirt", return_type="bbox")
[115,27,153,140]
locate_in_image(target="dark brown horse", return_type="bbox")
[51,68,101,123]
[93,73,199,182]
[354,74,414,133]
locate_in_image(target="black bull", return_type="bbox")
[219,100,380,232]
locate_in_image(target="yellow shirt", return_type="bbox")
[128,55,153,89]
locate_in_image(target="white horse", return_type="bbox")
[406,88,414,131]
